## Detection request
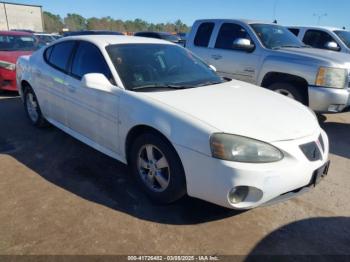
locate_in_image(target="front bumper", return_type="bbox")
[175,129,329,209]
[308,85,350,113]
[0,68,17,91]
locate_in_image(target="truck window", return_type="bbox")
[288,28,300,36]
[215,23,252,50]
[194,22,215,47]
[303,30,337,50]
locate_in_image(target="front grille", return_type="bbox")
[300,141,322,161]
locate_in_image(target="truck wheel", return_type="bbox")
[24,87,48,128]
[267,82,307,105]
[129,133,186,204]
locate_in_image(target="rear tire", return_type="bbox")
[24,87,48,128]
[267,82,307,105]
[129,133,186,204]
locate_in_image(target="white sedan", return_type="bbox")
[16,35,330,209]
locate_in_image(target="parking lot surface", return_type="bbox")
[0,92,349,256]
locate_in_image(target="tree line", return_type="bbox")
[43,12,189,33]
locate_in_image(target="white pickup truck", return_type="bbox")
[186,19,350,113]
[288,26,350,54]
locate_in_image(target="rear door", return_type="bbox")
[187,22,216,64]
[38,41,76,125]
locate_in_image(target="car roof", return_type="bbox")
[57,35,176,47]
[287,26,346,32]
[0,30,34,36]
[194,18,275,25]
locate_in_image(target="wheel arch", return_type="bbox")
[261,72,309,105]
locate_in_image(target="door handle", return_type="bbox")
[211,54,222,60]
[66,84,76,93]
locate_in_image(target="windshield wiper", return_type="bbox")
[131,84,194,91]
[193,80,223,87]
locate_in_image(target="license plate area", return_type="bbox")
[310,161,330,187]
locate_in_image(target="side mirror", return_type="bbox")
[209,65,217,72]
[81,73,114,92]
[324,41,340,51]
[232,38,255,52]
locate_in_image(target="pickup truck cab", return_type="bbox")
[288,26,350,54]
[187,19,350,113]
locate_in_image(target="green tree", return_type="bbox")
[43,11,63,33]
[64,13,86,31]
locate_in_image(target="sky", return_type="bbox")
[4,0,350,29]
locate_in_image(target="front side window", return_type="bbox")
[215,23,252,50]
[47,41,76,72]
[194,22,215,47]
[303,30,337,49]
[106,44,223,90]
[71,41,112,81]
[251,24,303,49]
[334,30,350,48]
[0,35,38,51]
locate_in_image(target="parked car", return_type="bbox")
[63,30,123,37]
[34,33,56,47]
[17,35,330,209]
[134,31,185,46]
[288,26,350,54]
[0,31,38,91]
[187,19,350,113]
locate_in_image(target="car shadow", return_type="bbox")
[0,97,242,225]
[318,114,350,159]
[246,217,350,259]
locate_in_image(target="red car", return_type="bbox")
[0,31,38,91]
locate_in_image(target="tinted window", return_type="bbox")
[71,41,112,80]
[0,35,38,51]
[215,23,252,50]
[194,22,214,47]
[334,30,350,48]
[48,41,76,71]
[288,28,300,36]
[303,30,337,49]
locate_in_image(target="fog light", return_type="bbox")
[229,186,249,204]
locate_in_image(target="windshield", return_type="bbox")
[0,35,38,51]
[251,24,304,49]
[334,30,350,48]
[37,35,55,43]
[106,44,223,91]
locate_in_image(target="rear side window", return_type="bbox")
[71,41,112,81]
[288,28,300,36]
[44,46,53,61]
[47,41,76,72]
[215,23,252,50]
[194,22,215,47]
[303,30,337,49]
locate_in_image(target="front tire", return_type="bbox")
[24,87,48,128]
[267,82,307,105]
[129,133,186,204]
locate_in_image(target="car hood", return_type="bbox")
[0,51,33,64]
[141,80,320,142]
[277,47,350,66]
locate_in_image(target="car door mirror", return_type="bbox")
[81,73,114,92]
[324,41,340,51]
[232,38,255,52]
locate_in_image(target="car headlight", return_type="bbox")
[0,60,16,71]
[210,133,284,163]
[315,67,347,89]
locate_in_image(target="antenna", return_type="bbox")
[273,0,279,22]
